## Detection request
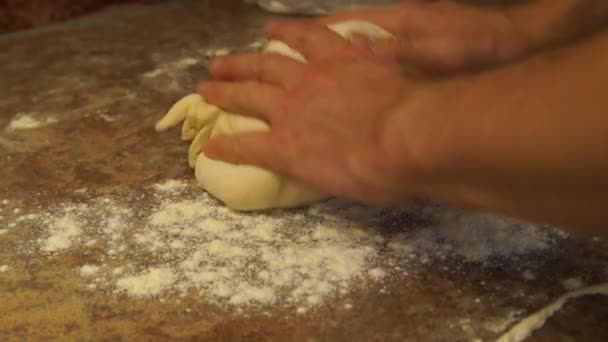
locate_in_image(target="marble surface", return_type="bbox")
[1,1,608,341]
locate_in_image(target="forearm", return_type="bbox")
[403,28,608,235]
[507,0,608,50]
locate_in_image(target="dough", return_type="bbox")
[155,20,394,211]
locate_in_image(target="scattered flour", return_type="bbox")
[80,265,100,277]
[42,215,82,253]
[130,196,383,307]
[561,277,585,291]
[6,113,58,131]
[7,179,565,313]
[116,267,177,297]
[153,179,188,193]
[387,207,556,263]
[0,265,8,273]
[143,57,200,79]
[369,268,387,280]
[522,270,536,281]
[207,48,230,57]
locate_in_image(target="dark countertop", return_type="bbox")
[1,1,608,341]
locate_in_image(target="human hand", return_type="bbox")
[197,21,426,204]
[317,1,530,73]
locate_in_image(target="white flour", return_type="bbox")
[387,206,558,263]
[5,113,58,131]
[561,277,585,290]
[41,214,83,253]
[116,267,177,297]
[153,179,188,193]
[80,265,100,277]
[123,196,385,307]
[5,180,563,312]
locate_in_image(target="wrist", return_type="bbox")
[379,81,457,201]
[384,74,503,204]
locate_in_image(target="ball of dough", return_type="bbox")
[155,20,394,211]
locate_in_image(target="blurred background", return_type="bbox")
[0,0,163,33]
[0,0,402,34]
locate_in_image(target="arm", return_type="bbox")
[403,28,608,235]
[318,0,608,73]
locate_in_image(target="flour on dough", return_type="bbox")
[155,20,395,210]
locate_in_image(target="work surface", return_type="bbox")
[1,1,608,341]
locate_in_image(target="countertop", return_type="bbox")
[1,1,608,341]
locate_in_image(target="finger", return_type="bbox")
[208,52,305,88]
[202,132,279,169]
[197,81,282,122]
[265,20,360,61]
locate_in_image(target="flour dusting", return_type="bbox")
[6,113,58,131]
[116,267,177,297]
[4,179,564,313]
[41,214,83,253]
[80,265,100,277]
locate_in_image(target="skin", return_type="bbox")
[197,0,608,235]
[317,0,608,73]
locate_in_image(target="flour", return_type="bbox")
[130,195,383,307]
[0,265,8,272]
[204,48,231,58]
[561,277,585,290]
[116,267,177,297]
[6,179,565,314]
[522,270,536,281]
[42,215,83,253]
[153,179,188,193]
[386,206,556,263]
[6,113,58,131]
[142,57,200,79]
[80,265,100,277]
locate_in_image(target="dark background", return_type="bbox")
[0,0,163,33]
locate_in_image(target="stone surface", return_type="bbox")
[1,1,608,341]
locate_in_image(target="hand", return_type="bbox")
[318,1,529,73]
[197,21,425,204]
